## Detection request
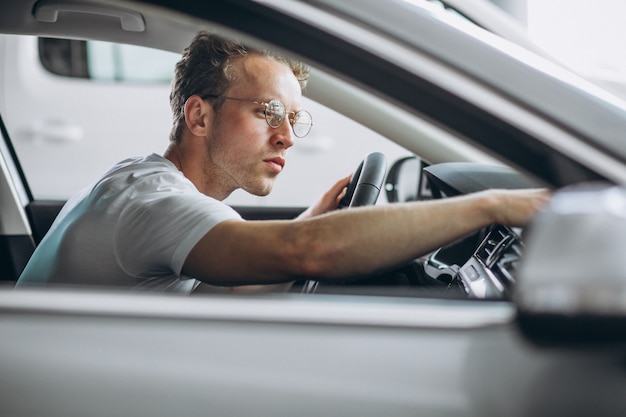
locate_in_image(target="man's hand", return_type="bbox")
[297,174,352,219]
[485,188,550,227]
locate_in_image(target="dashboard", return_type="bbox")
[425,224,523,299]
[422,162,541,300]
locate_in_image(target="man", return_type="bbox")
[16,32,547,293]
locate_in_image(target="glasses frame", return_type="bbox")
[201,94,313,138]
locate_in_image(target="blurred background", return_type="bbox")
[488,0,626,99]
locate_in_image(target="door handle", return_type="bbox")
[23,120,84,143]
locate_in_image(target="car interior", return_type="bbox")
[0,0,609,300]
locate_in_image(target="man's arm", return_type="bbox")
[183,188,548,286]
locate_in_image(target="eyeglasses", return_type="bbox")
[202,95,313,138]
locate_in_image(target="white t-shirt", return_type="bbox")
[17,154,242,293]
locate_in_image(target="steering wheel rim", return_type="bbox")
[301,152,387,293]
[337,152,388,208]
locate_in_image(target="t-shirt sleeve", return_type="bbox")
[113,174,242,278]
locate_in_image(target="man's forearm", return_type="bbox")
[296,191,498,278]
[185,189,546,286]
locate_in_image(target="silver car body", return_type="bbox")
[1,1,626,416]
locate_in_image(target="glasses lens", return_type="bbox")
[265,100,286,128]
[292,110,312,138]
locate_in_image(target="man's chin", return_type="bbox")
[246,183,273,197]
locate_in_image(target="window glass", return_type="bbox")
[527,0,623,78]
[6,35,409,205]
[38,38,179,83]
[38,38,89,78]
[526,0,626,100]
[86,41,179,83]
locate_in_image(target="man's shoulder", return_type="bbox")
[90,153,191,197]
[108,153,174,173]
[105,154,181,181]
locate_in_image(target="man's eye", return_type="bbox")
[268,112,284,121]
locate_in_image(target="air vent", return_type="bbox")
[475,226,512,267]
[493,240,523,287]
[475,225,523,292]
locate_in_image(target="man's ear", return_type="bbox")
[184,95,212,137]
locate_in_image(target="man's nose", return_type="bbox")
[271,120,295,149]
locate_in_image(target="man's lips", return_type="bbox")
[264,156,285,173]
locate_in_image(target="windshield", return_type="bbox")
[507,0,626,102]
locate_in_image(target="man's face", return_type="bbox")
[205,55,303,197]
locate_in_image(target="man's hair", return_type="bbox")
[169,31,310,143]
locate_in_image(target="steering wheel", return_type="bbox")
[301,152,387,293]
[337,152,388,208]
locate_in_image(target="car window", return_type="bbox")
[85,40,179,83]
[3,35,410,205]
[526,0,626,101]
[38,38,89,78]
[39,38,179,83]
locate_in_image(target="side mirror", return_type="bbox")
[384,156,431,203]
[515,183,626,344]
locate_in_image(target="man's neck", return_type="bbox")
[163,142,232,201]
